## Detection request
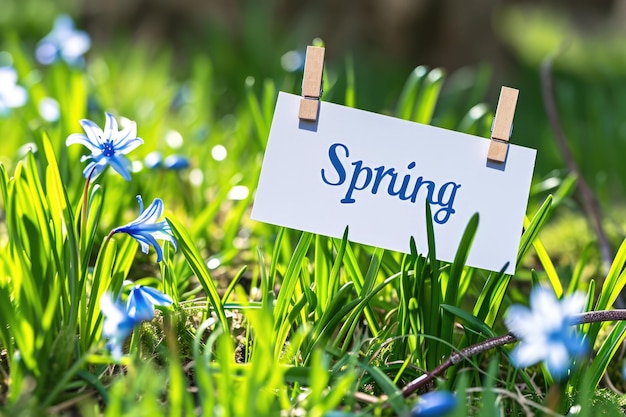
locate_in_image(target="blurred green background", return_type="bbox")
[2,0,625,184]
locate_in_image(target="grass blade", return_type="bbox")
[167,216,228,330]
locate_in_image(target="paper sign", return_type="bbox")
[252,92,536,274]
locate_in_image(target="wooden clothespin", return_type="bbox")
[299,46,325,122]
[487,86,519,163]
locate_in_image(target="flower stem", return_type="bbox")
[400,309,626,398]
[545,384,564,414]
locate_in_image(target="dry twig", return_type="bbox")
[399,309,626,397]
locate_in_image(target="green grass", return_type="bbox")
[2,8,626,417]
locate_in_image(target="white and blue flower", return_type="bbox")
[0,66,27,116]
[109,195,177,262]
[163,154,190,170]
[36,14,91,66]
[505,286,588,380]
[66,112,143,180]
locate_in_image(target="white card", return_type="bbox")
[252,92,536,274]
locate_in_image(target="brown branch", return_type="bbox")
[540,52,612,272]
[400,333,516,398]
[399,309,626,398]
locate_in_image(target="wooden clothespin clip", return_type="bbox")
[487,86,519,163]
[299,46,325,122]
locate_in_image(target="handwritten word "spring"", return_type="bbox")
[321,143,461,224]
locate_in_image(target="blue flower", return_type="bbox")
[110,195,177,262]
[66,112,143,180]
[163,154,190,170]
[411,391,457,417]
[36,14,91,66]
[0,66,27,115]
[505,286,588,380]
[100,285,173,359]
[100,292,140,360]
[144,151,163,170]
[144,153,190,171]
[126,284,173,322]
[280,49,305,72]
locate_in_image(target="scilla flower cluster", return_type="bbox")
[67,112,177,359]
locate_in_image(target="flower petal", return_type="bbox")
[530,287,564,332]
[510,341,547,369]
[100,293,124,336]
[563,331,588,357]
[146,237,165,262]
[561,292,587,322]
[544,343,571,380]
[61,32,91,61]
[411,391,457,417]
[130,231,164,261]
[35,42,58,65]
[117,137,144,155]
[103,112,118,142]
[136,239,151,255]
[113,120,138,147]
[127,287,156,322]
[151,229,178,251]
[107,155,132,181]
[66,133,100,153]
[133,198,164,225]
[79,119,104,145]
[504,305,536,338]
[137,286,173,307]
[530,287,559,316]
[82,159,107,179]
[100,292,137,341]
